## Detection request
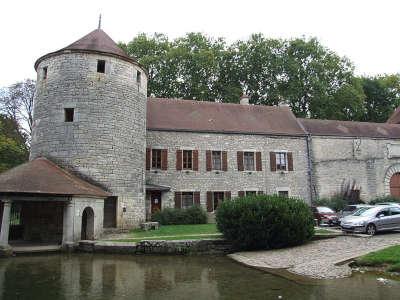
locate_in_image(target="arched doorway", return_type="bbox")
[81,207,94,240]
[390,173,400,198]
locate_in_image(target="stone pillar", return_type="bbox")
[62,201,74,250]
[0,200,12,256]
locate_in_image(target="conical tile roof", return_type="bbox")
[35,28,137,69]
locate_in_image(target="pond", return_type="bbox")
[0,254,399,299]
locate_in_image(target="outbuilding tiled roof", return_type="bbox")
[35,29,137,70]
[0,158,110,198]
[299,118,400,138]
[146,98,306,136]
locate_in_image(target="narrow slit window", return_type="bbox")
[136,70,141,85]
[43,67,48,79]
[97,60,106,73]
[64,108,74,122]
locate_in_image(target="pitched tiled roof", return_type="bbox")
[387,107,400,124]
[146,98,306,136]
[35,29,137,70]
[0,158,110,198]
[299,118,400,138]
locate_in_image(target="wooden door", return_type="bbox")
[390,173,400,197]
[103,197,117,228]
[151,192,162,214]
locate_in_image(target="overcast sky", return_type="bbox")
[1,0,399,87]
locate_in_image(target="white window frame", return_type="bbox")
[274,150,288,172]
[275,187,290,197]
[181,191,194,209]
[211,150,222,171]
[243,151,255,171]
[151,148,162,170]
[182,149,194,170]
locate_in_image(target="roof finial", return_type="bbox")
[98,14,102,29]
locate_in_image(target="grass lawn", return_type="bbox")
[111,223,222,242]
[355,245,400,272]
[314,228,338,234]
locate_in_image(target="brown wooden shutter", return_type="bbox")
[206,150,212,171]
[256,152,262,171]
[237,151,244,171]
[161,149,168,170]
[174,192,182,209]
[206,191,213,212]
[194,192,200,205]
[224,191,231,200]
[146,148,151,170]
[288,152,294,171]
[222,151,228,171]
[193,150,199,171]
[176,150,182,170]
[238,191,245,197]
[270,152,277,171]
[258,191,264,195]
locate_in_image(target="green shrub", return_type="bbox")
[151,206,207,225]
[370,196,400,205]
[216,195,314,250]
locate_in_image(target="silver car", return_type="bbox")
[338,204,374,219]
[341,205,400,235]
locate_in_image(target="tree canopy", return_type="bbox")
[121,33,400,122]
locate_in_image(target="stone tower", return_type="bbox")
[31,28,148,228]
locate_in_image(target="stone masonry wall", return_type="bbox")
[146,130,311,211]
[311,136,400,201]
[31,52,147,228]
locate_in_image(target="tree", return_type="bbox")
[0,115,29,173]
[0,79,35,141]
[361,75,400,122]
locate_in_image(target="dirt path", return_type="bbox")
[229,233,400,279]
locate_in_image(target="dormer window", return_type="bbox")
[97,60,105,73]
[136,70,141,85]
[43,67,48,80]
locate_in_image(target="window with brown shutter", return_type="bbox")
[193,150,199,171]
[276,152,287,171]
[224,191,231,200]
[256,152,262,171]
[270,152,277,171]
[222,151,228,171]
[237,151,244,171]
[146,148,151,170]
[206,191,213,212]
[161,149,168,170]
[238,191,245,197]
[176,150,182,170]
[151,149,162,169]
[174,192,182,209]
[194,191,200,205]
[288,152,294,171]
[182,150,193,170]
[206,150,212,171]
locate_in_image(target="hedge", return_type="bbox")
[151,206,207,225]
[216,194,314,250]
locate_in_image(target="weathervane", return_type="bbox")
[98,14,102,29]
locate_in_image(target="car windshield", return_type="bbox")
[353,207,380,217]
[317,207,334,213]
[343,205,356,212]
[352,207,372,215]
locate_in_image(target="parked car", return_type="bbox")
[312,206,339,226]
[338,204,374,219]
[341,205,400,235]
[376,202,400,207]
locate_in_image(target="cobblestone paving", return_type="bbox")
[229,233,400,279]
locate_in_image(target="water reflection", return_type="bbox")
[0,254,399,299]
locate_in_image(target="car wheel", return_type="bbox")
[366,224,376,236]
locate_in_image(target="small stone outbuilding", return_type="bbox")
[0,157,110,254]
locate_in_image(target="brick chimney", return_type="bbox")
[240,94,250,105]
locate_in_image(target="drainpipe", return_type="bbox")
[306,133,315,203]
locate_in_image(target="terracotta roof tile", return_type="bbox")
[299,118,400,138]
[0,158,110,198]
[146,98,306,136]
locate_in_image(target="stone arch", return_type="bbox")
[384,164,400,195]
[81,207,95,240]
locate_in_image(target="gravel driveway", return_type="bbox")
[229,232,400,279]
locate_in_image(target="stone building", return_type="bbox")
[1,26,400,251]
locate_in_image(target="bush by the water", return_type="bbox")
[216,195,314,250]
[151,206,207,225]
[369,196,400,205]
